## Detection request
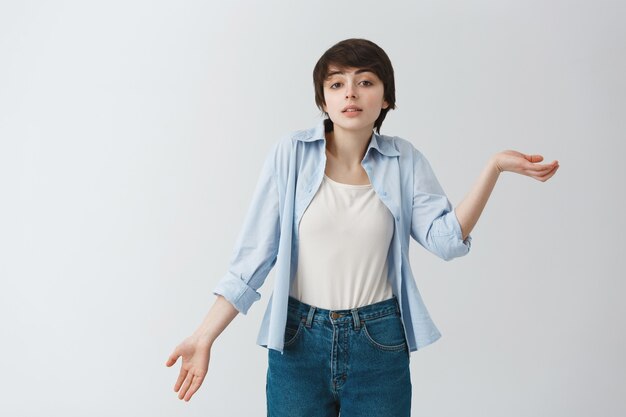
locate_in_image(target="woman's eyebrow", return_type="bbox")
[326,68,373,78]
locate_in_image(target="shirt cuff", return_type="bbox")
[212,271,261,315]
[431,211,472,260]
[450,210,472,248]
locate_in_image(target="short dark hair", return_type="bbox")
[313,38,396,134]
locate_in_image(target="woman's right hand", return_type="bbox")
[165,335,211,402]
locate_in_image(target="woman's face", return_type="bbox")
[322,66,389,135]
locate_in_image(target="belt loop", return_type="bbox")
[305,305,316,328]
[394,295,400,314]
[351,308,360,330]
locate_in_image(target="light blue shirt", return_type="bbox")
[213,119,472,354]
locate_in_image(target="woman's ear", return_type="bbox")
[382,100,389,109]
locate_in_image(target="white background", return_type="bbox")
[1,0,625,415]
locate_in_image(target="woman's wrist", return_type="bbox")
[191,329,215,349]
[489,153,503,175]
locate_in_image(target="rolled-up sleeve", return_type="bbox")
[212,143,280,314]
[409,147,472,261]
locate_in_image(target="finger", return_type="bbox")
[165,351,179,367]
[522,167,550,177]
[184,374,204,401]
[534,160,558,168]
[543,165,560,178]
[174,368,188,392]
[535,165,559,181]
[526,154,544,163]
[524,162,556,173]
[532,163,557,175]
[178,374,193,400]
[536,164,556,172]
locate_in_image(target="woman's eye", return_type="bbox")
[328,80,372,89]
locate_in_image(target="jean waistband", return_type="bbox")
[287,295,400,330]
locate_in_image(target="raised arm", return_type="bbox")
[454,150,560,240]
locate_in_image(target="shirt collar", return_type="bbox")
[294,119,400,158]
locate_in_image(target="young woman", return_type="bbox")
[165,38,559,415]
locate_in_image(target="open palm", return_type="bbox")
[493,150,559,181]
[165,336,210,402]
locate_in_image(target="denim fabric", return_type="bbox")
[266,295,412,417]
[212,119,473,354]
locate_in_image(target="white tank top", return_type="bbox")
[289,174,395,310]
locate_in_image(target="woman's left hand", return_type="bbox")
[491,150,560,182]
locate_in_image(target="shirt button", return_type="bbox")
[395,215,400,221]
[382,191,387,196]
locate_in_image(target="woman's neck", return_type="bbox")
[325,124,374,167]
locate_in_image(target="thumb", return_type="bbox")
[165,351,179,367]
[526,154,544,163]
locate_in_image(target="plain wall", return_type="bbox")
[1,0,625,415]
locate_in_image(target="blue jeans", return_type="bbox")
[266,295,412,417]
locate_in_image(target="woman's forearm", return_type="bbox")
[192,295,240,347]
[454,156,501,240]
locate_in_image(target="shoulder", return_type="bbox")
[377,133,426,162]
[271,125,318,152]
[261,125,319,174]
[272,122,328,157]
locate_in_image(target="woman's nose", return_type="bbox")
[345,83,357,98]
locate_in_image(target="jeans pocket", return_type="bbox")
[284,313,305,347]
[361,312,407,352]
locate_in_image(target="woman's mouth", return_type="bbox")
[342,108,362,117]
